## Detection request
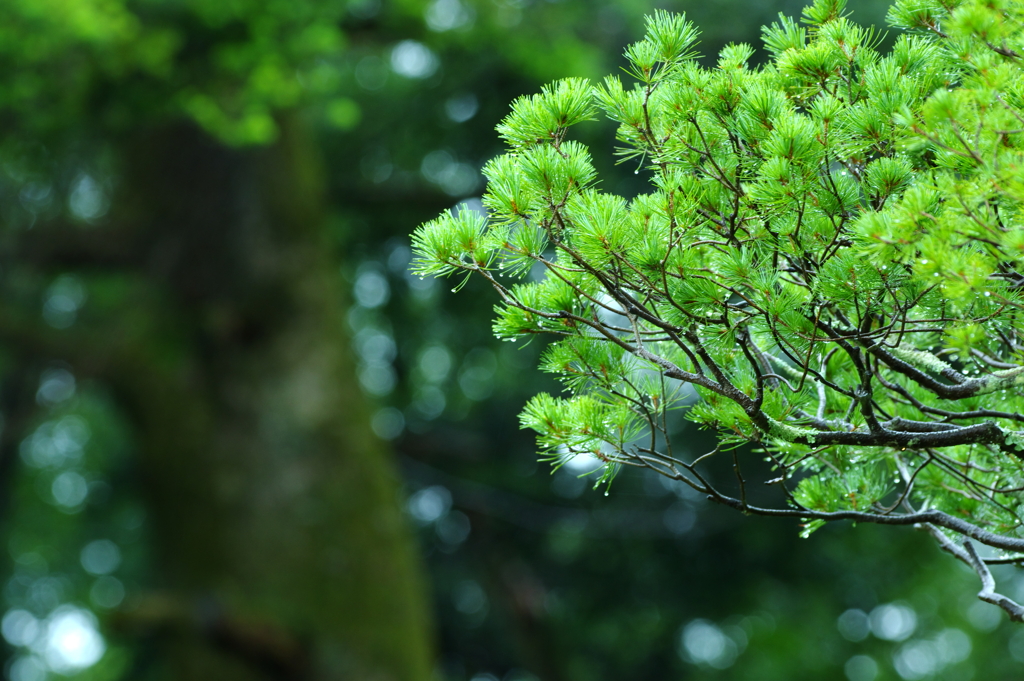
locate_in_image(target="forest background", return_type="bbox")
[0,0,1022,680]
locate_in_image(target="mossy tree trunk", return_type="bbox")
[2,116,434,680]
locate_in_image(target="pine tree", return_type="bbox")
[412,0,1024,619]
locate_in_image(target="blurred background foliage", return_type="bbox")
[1,0,1024,680]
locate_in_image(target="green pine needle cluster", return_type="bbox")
[412,0,1024,611]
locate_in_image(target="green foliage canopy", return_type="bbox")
[413,0,1024,618]
[0,0,358,143]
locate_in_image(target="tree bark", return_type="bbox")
[5,116,434,680]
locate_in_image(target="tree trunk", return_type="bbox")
[34,117,434,680]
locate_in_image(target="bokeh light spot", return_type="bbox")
[80,540,122,576]
[35,368,77,407]
[679,619,739,669]
[390,41,439,79]
[869,602,916,641]
[2,609,41,647]
[43,606,105,673]
[354,268,390,309]
[844,654,878,681]
[425,0,474,31]
[43,275,86,329]
[371,407,405,440]
[407,485,451,524]
[68,174,109,222]
[445,93,479,122]
[837,608,870,642]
